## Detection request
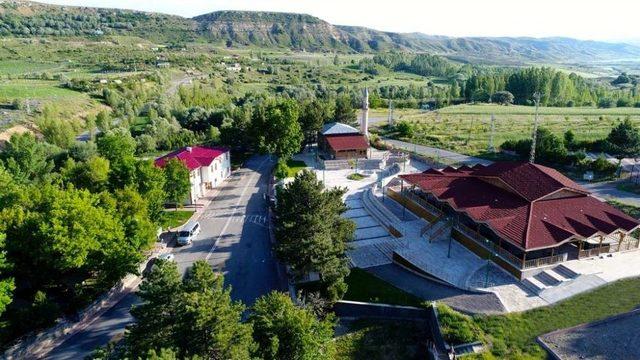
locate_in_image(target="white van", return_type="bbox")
[176,220,201,246]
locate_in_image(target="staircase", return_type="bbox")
[522,265,579,294]
[361,188,402,235]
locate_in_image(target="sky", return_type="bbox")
[37,0,639,42]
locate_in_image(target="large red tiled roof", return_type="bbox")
[400,162,640,250]
[325,134,369,152]
[154,146,228,171]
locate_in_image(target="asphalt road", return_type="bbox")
[45,154,283,359]
[382,138,493,166]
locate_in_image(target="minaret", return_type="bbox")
[361,88,369,137]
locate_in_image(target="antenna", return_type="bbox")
[529,92,541,164]
[488,114,495,153]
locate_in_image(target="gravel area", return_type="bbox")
[540,310,640,360]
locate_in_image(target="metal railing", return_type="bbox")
[400,190,444,218]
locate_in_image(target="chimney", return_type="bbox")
[186,146,193,153]
[361,88,369,137]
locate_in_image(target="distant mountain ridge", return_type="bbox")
[2,1,640,65]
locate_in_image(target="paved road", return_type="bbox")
[46,155,283,359]
[382,138,493,166]
[580,180,640,207]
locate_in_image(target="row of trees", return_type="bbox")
[93,260,336,360]
[464,67,640,107]
[0,130,191,342]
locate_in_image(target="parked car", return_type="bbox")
[176,220,201,246]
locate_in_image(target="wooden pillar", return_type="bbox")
[521,252,527,268]
[578,240,584,259]
[617,232,625,252]
[598,235,604,255]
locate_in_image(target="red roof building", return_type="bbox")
[318,122,368,160]
[395,162,640,276]
[155,146,230,205]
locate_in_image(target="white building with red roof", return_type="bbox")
[155,146,231,204]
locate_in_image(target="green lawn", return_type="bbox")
[373,104,640,156]
[161,210,195,229]
[285,159,308,177]
[343,268,424,307]
[442,277,640,359]
[335,319,428,360]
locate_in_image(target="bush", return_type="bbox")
[395,121,414,138]
[136,134,157,155]
[598,98,615,108]
[274,159,289,180]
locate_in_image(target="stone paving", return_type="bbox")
[539,309,640,360]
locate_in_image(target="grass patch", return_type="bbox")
[607,200,640,219]
[160,210,194,229]
[347,173,368,181]
[343,268,424,307]
[335,319,428,360]
[285,159,307,177]
[439,277,640,359]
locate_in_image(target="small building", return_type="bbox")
[318,122,369,160]
[391,162,640,279]
[155,146,231,205]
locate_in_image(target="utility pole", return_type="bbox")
[488,114,496,153]
[529,92,541,164]
[388,100,394,126]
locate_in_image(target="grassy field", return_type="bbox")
[0,60,63,76]
[343,268,424,307]
[373,104,640,156]
[285,159,308,177]
[0,80,86,101]
[439,277,640,359]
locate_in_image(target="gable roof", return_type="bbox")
[154,146,228,171]
[325,134,369,152]
[400,162,640,250]
[321,122,361,136]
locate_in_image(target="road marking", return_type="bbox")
[205,157,271,261]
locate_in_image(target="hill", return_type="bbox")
[2,1,640,65]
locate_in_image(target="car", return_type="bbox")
[176,220,201,246]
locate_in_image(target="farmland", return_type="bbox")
[373,104,640,156]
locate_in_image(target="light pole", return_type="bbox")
[529,92,541,164]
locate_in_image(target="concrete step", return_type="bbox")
[554,264,579,279]
[375,241,401,260]
[535,271,562,287]
[522,276,548,293]
[543,268,570,283]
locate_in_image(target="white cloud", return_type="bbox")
[37,0,638,41]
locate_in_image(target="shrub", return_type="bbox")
[274,159,289,180]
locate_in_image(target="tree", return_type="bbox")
[0,132,53,184]
[97,129,137,189]
[62,156,110,192]
[395,121,414,138]
[252,98,303,159]
[606,118,640,159]
[127,260,255,359]
[163,158,191,208]
[333,95,358,126]
[136,160,167,223]
[299,99,331,147]
[250,291,336,360]
[275,170,355,302]
[491,91,514,105]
